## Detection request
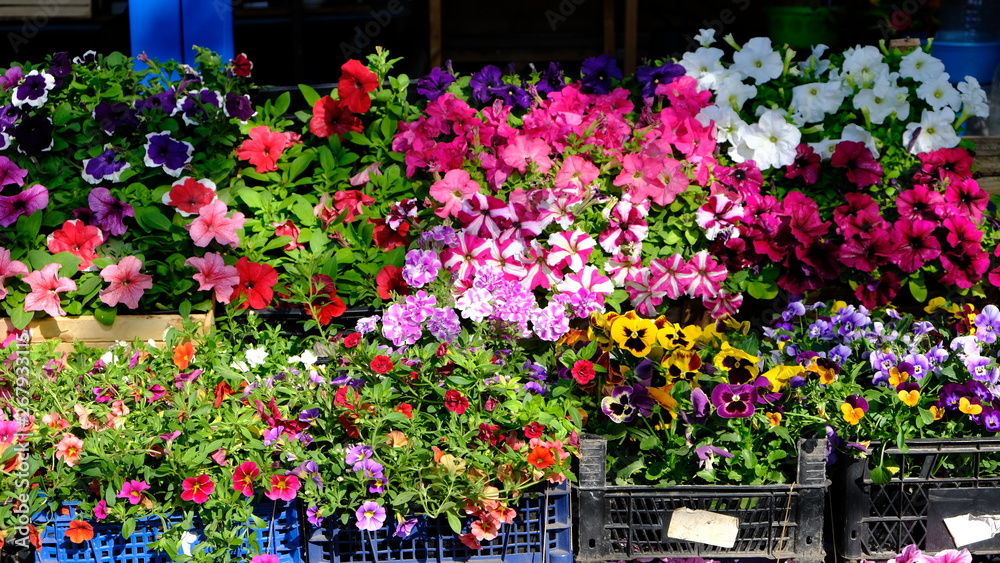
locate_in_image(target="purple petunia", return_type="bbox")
[0,156,27,188]
[0,183,48,227]
[635,62,685,98]
[179,89,222,126]
[401,249,441,288]
[0,105,19,130]
[47,52,72,81]
[580,55,622,95]
[11,113,53,153]
[710,384,758,418]
[135,89,178,115]
[0,67,23,91]
[490,82,531,108]
[470,65,503,105]
[415,66,456,101]
[533,62,566,97]
[143,131,193,177]
[11,70,55,108]
[93,102,140,135]
[82,148,131,184]
[224,92,255,121]
[88,187,134,236]
[426,307,460,343]
[355,315,380,335]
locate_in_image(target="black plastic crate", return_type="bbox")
[574,435,827,563]
[833,437,1000,560]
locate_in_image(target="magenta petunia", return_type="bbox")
[0,183,48,228]
[891,219,941,273]
[0,246,28,299]
[648,254,694,299]
[678,251,727,300]
[831,140,883,188]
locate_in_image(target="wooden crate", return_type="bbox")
[969,136,1000,196]
[0,0,91,19]
[0,311,213,354]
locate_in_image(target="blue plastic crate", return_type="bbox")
[34,500,302,563]
[306,482,572,563]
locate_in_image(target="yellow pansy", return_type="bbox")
[713,344,760,384]
[611,311,658,358]
[762,365,805,392]
[897,389,920,407]
[661,350,703,383]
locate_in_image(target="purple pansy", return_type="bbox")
[93,102,140,135]
[828,344,852,365]
[635,62,685,98]
[975,305,1000,344]
[224,92,255,121]
[11,113,53,153]
[710,384,758,418]
[580,54,622,95]
[693,444,734,468]
[88,187,133,236]
[416,66,455,101]
[82,148,131,184]
[600,385,640,423]
[0,183,48,227]
[470,65,503,104]
[143,131,193,177]
[12,70,55,108]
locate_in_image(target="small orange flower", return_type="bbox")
[766,411,783,426]
[888,367,910,387]
[930,405,945,420]
[897,389,920,407]
[527,446,555,469]
[173,342,195,370]
[65,520,94,544]
[960,397,983,415]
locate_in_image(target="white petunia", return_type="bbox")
[245,347,268,367]
[903,108,960,154]
[697,104,748,146]
[100,351,116,365]
[680,47,726,91]
[715,74,757,111]
[729,109,801,170]
[841,45,889,87]
[231,360,250,373]
[694,28,717,47]
[898,49,946,83]
[791,80,846,123]
[732,37,783,84]
[798,44,831,78]
[853,75,910,124]
[179,532,199,557]
[808,138,839,161]
[290,349,319,367]
[958,76,990,118]
[840,124,879,158]
[916,74,961,112]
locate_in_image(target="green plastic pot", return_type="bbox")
[766,6,844,49]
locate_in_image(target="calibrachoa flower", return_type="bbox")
[117,479,150,505]
[355,501,386,531]
[266,474,301,501]
[444,389,470,414]
[55,434,84,466]
[370,355,394,374]
[65,521,94,544]
[181,474,215,503]
[232,461,260,497]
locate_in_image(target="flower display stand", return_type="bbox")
[34,500,302,563]
[574,435,828,563]
[305,482,572,563]
[970,136,1000,195]
[832,438,1000,561]
[0,311,213,354]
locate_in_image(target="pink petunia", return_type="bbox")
[0,246,28,299]
[186,199,246,248]
[180,474,215,503]
[98,256,153,309]
[703,290,744,318]
[162,177,217,217]
[429,169,480,219]
[554,155,599,194]
[624,269,664,317]
[440,233,491,283]
[944,177,989,224]
[232,461,260,497]
[23,263,77,318]
[184,253,240,304]
[644,157,691,206]
[499,135,552,175]
[457,194,512,239]
[546,230,596,271]
[695,194,743,241]
[0,183,48,228]
[648,254,694,300]
[678,251,727,300]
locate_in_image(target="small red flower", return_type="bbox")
[343,333,362,348]
[371,218,409,251]
[236,126,288,173]
[444,390,469,414]
[523,422,545,439]
[233,257,279,310]
[309,95,363,139]
[571,360,596,385]
[395,403,413,419]
[375,265,410,300]
[231,53,253,78]
[214,381,234,409]
[307,274,346,325]
[273,219,303,251]
[173,342,195,370]
[370,355,394,374]
[232,461,260,497]
[338,59,379,113]
[65,521,94,544]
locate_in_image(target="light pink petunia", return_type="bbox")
[184,252,240,303]
[186,199,246,248]
[677,250,728,300]
[99,256,153,309]
[499,135,552,175]
[0,246,28,299]
[23,263,77,317]
[429,169,480,219]
[926,549,971,563]
[554,155,599,194]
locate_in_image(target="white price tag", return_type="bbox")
[666,508,740,548]
[944,514,1000,547]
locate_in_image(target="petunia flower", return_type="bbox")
[46,220,102,271]
[0,247,28,299]
[679,251,727,300]
[831,141,883,188]
[185,252,239,304]
[429,169,480,218]
[88,187,134,236]
[355,501,386,532]
[580,54,622,95]
[0,183,48,227]
[903,108,960,154]
[181,474,214,503]
[309,95,363,139]
[186,199,246,248]
[0,156,26,187]
[470,65,503,104]
[11,70,54,108]
[143,131,193,176]
[732,37,782,83]
[730,109,800,170]
[163,177,217,217]
[710,384,758,418]
[546,230,595,272]
[233,257,278,309]
[338,59,379,113]
[23,263,76,317]
[415,66,455,101]
[235,125,287,173]
[11,113,53,153]
[223,92,255,121]
[92,101,139,135]
[82,148,130,184]
[99,256,153,309]
[635,62,685,98]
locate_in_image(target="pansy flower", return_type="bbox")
[710,384,758,418]
[82,148,130,184]
[600,385,639,423]
[610,312,658,357]
[841,395,869,425]
[713,345,760,385]
[143,131,193,176]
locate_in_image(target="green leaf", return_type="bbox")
[299,84,321,107]
[908,276,927,302]
[870,464,891,485]
[273,92,291,117]
[446,512,462,534]
[8,308,34,330]
[16,208,43,239]
[135,209,173,233]
[344,132,371,146]
[766,449,787,464]
[179,300,192,319]
[122,517,136,539]
[747,279,779,300]
[237,188,264,209]
[289,152,317,181]
[94,306,117,326]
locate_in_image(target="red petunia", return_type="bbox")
[233,257,279,309]
[444,390,469,414]
[236,126,288,173]
[214,381,235,408]
[309,96,363,139]
[46,220,103,271]
[231,53,253,78]
[337,60,379,114]
[370,355,394,374]
[343,333,362,348]
[306,274,346,325]
[371,218,410,251]
[375,265,410,300]
[163,177,217,217]
[333,190,375,223]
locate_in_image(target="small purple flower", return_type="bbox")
[693,444,734,468]
[143,131,193,177]
[179,89,222,125]
[298,408,319,423]
[368,476,386,494]
[173,368,202,388]
[975,305,1000,344]
[533,62,566,96]
[0,156,27,188]
[11,113,53,153]
[11,70,55,108]
[354,457,385,480]
[159,430,182,442]
[93,102,140,135]
[532,301,570,342]
[983,408,1000,432]
[490,83,530,108]
[289,460,323,487]
[965,380,993,404]
[89,187,134,236]
[0,105,20,130]
[806,319,833,339]
[82,148,130,184]
[964,355,997,384]
[345,444,373,466]
[306,505,324,527]
[128,351,141,369]
[426,307,460,343]
[828,344,852,365]
[911,321,935,335]
[635,62,685,98]
[47,52,72,81]
[710,384,758,418]
[903,353,930,380]
[600,385,638,423]
[416,66,455,101]
[0,67,23,91]
[393,517,418,538]
[419,225,458,249]
[690,387,710,421]
[0,183,48,227]
[224,92,255,121]
[355,501,386,532]
[135,89,178,115]
[470,65,503,104]
[580,55,622,95]
[262,426,282,446]
[402,249,441,288]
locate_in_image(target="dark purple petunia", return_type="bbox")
[580,55,622,95]
[490,82,530,108]
[179,89,222,125]
[393,517,418,538]
[88,187,134,236]
[135,89,178,115]
[831,141,884,189]
[73,50,98,66]
[0,183,48,227]
[416,66,456,101]
[635,62,685,98]
[710,383,757,418]
[224,92,255,121]
[12,71,55,108]
[470,65,503,105]
[11,113,53,153]
[143,131,193,177]
[0,105,19,131]
[82,148,130,184]
[534,62,566,97]
[784,144,821,185]
[93,102,140,135]
[48,52,72,82]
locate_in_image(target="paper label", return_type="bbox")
[944,514,1000,547]
[666,508,739,548]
